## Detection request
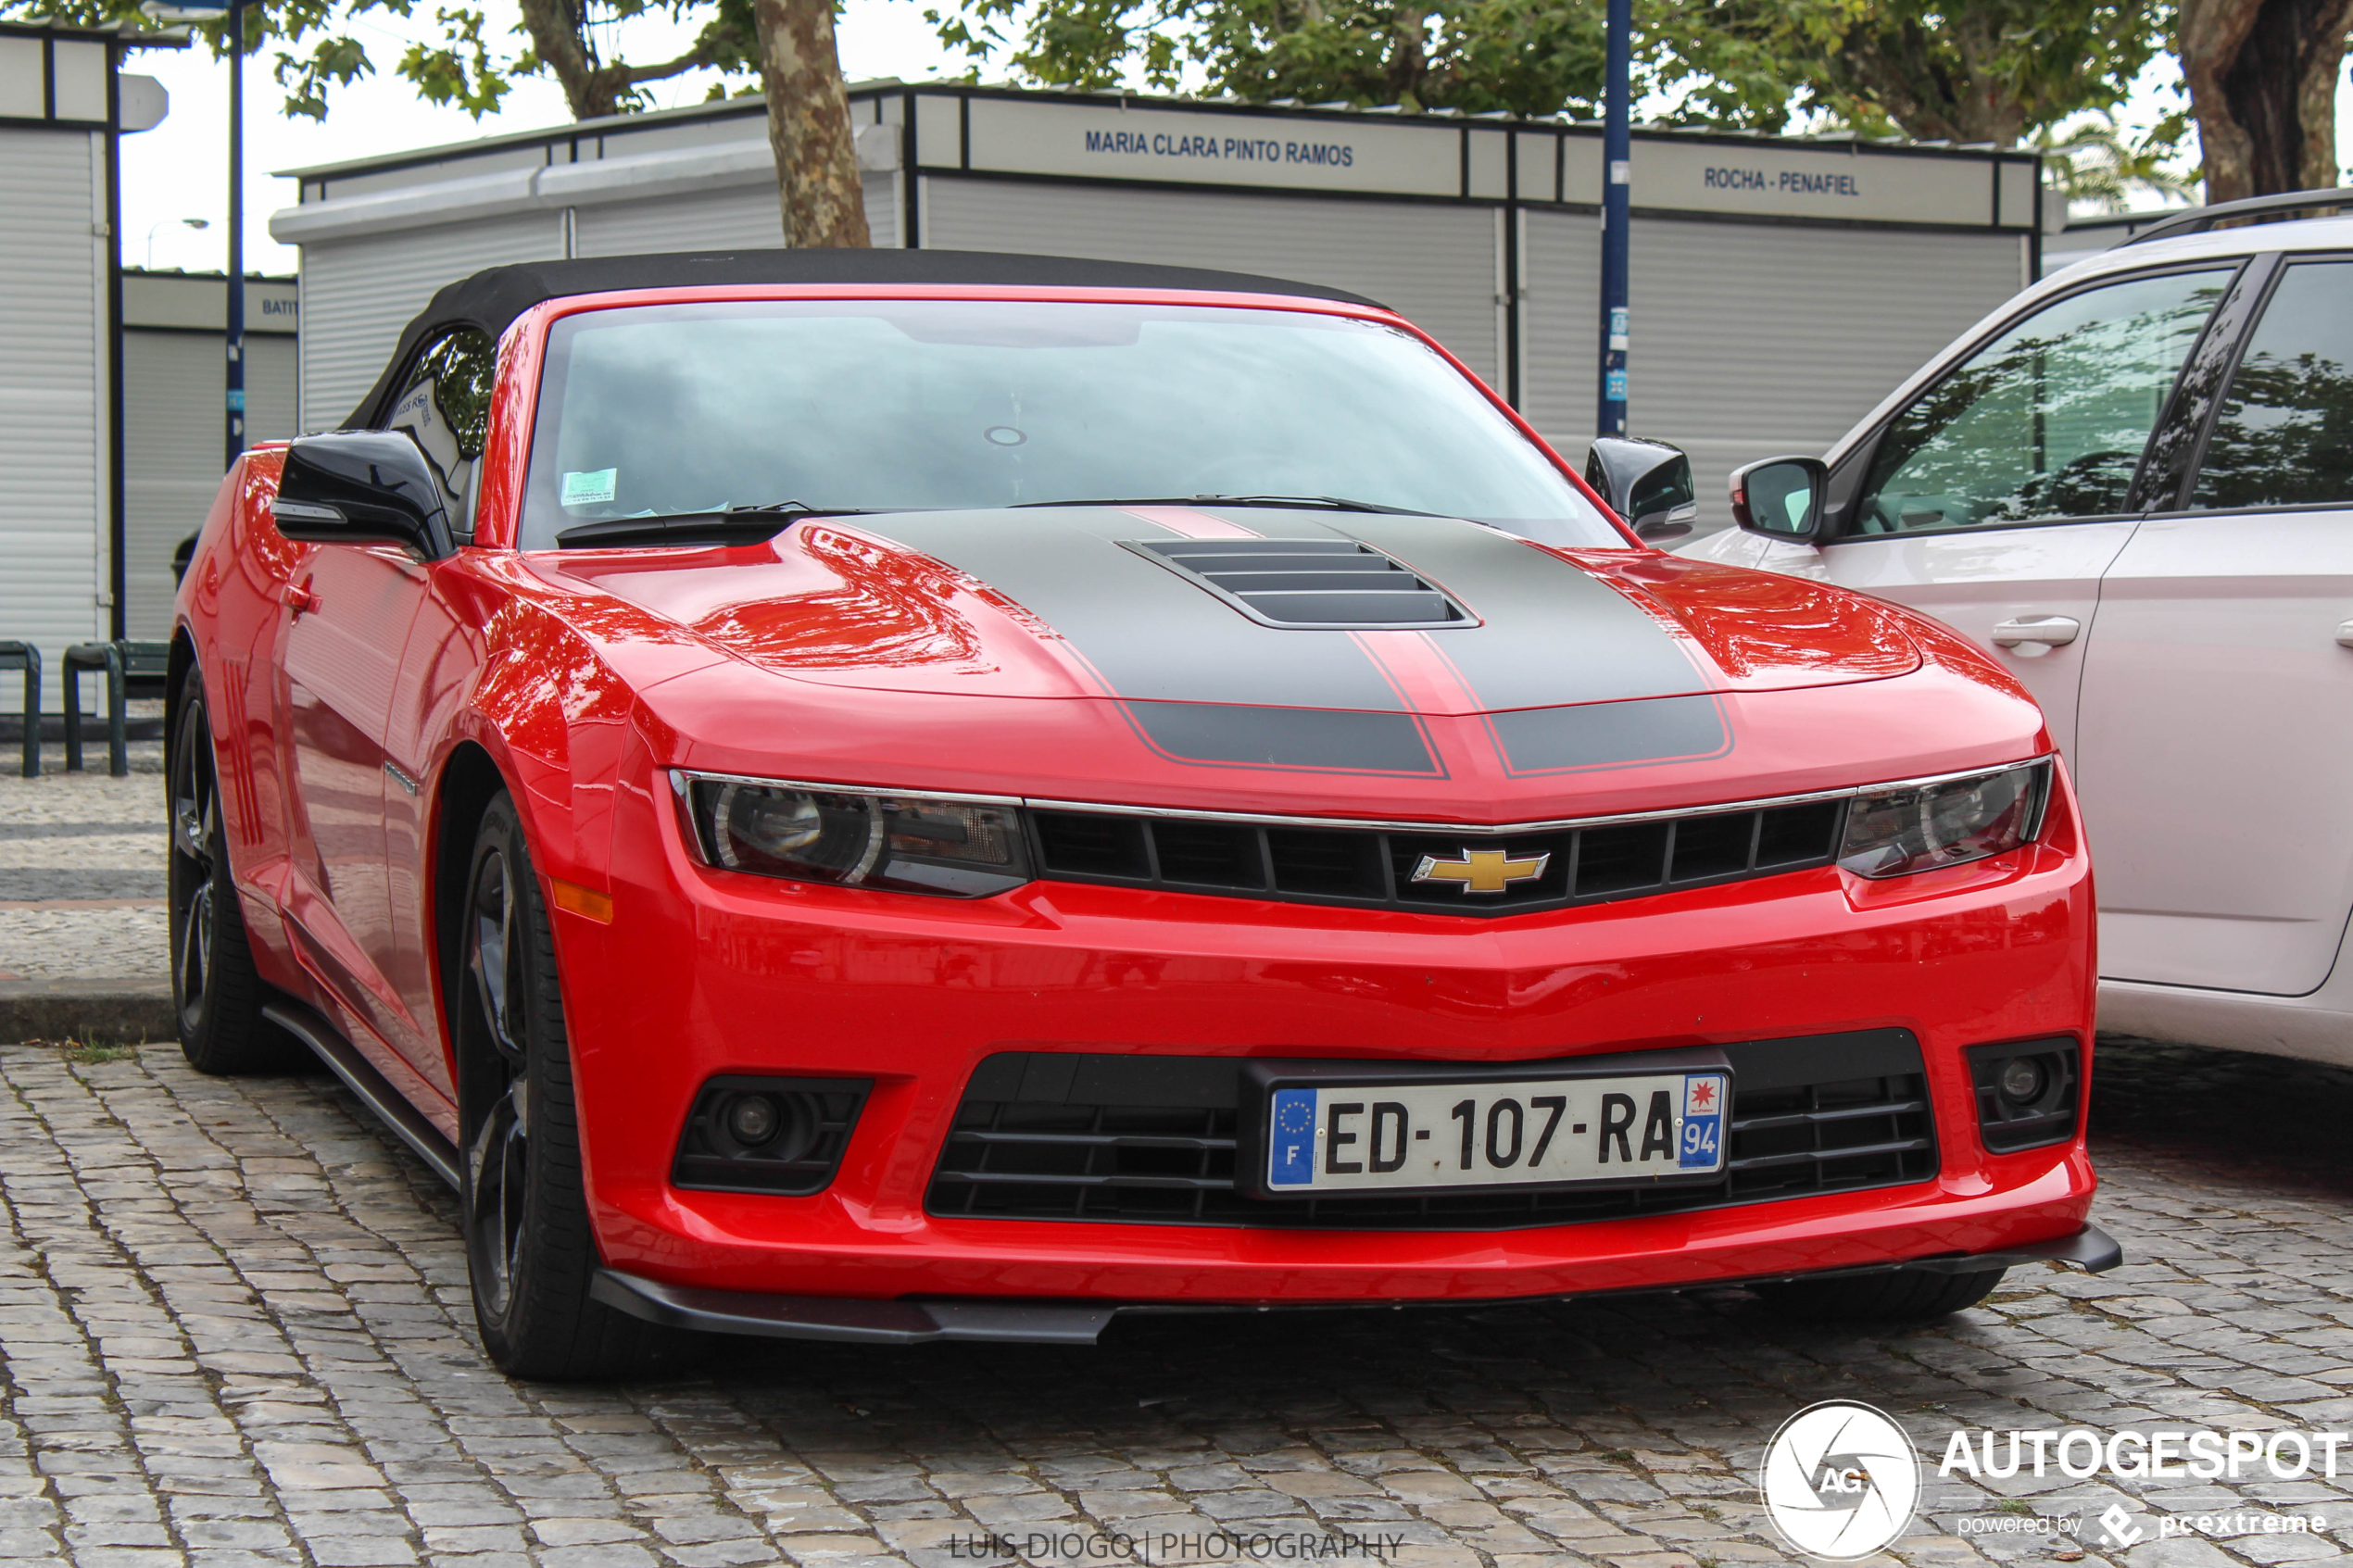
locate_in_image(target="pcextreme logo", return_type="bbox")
[1758,1400,1922,1560]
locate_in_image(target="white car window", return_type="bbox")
[1852,270,2233,534]
[2192,260,2353,510]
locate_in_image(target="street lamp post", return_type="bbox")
[143,216,209,269]
[225,0,245,470]
[1597,0,1629,438]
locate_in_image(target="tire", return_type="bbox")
[457,791,676,1379]
[1759,1266,2007,1323]
[170,672,301,1073]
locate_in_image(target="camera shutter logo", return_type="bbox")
[1758,1400,1921,1559]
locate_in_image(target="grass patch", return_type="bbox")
[35,1032,145,1064]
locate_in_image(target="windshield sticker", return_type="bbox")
[561,469,617,507]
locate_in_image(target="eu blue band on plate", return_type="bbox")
[1268,1088,1317,1185]
[1680,1073,1728,1169]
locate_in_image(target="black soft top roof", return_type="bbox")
[346,247,1385,429]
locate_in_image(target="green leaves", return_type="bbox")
[922,0,2170,146]
[2034,107,2195,210]
[927,0,1623,117]
[274,31,375,120]
[3,0,765,122]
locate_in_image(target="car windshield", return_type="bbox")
[516,299,1618,550]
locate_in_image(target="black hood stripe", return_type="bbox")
[845,509,1720,777]
[850,508,1712,715]
[1486,696,1732,776]
[1331,515,1709,710]
[858,511,1407,711]
[1121,702,1443,776]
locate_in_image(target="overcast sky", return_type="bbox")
[118,4,2328,280]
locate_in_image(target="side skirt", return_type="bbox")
[264,998,464,1190]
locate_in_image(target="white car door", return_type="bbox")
[2074,257,2353,996]
[1691,265,2243,760]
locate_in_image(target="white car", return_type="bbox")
[1678,191,2353,1068]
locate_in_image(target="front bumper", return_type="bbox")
[560,746,2098,1307]
[587,1223,2124,1346]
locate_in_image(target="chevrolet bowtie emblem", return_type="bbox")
[1411,847,1550,894]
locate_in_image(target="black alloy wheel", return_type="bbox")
[457,791,675,1379]
[464,837,532,1321]
[170,673,295,1073]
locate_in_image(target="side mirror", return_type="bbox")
[1730,456,1830,544]
[1585,436,1697,542]
[271,431,451,558]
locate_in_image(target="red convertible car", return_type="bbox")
[170,251,2114,1378]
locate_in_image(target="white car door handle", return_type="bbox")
[2336,620,2353,648]
[1991,616,2082,648]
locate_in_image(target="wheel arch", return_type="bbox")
[429,740,512,1083]
[166,629,195,727]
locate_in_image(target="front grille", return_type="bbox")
[926,1032,1937,1229]
[1128,538,1472,628]
[1029,798,1845,916]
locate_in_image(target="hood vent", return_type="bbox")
[1126,538,1475,630]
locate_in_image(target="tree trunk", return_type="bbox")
[752,0,872,247]
[1833,18,2028,146]
[517,0,621,119]
[2179,0,2353,200]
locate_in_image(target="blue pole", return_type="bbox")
[1598,0,1629,437]
[224,0,246,470]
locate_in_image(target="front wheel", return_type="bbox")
[170,672,299,1073]
[1758,1267,2007,1323]
[457,791,674,1379]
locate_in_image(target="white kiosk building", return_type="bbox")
[0,19,169,709]
[275,85,2047,528]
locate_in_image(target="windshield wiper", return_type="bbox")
[555,502,876,549]
[1012,494,1443,517]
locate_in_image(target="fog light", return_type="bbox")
[673,1075,873,1196]
[726,1094,781,1147]
[1997,1057,2046,1106]
[1964,1038,2081,1154]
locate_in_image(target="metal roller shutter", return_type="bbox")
[0,126,107,706]
[120,331,296,639]
[863,173,899,251]
[1524,212,2027,528]
[568,172,897,254]
[573,186,779,257]
[1619,217,2028,527]
[920,176,1504,385]
[298,213,562,431]
[1517,208,1601,470]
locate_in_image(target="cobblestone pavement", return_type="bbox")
[0,743,169,983]
[0,1032,2336,1568]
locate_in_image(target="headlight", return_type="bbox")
[1838,760,2049,879]
[677,773,1032,897]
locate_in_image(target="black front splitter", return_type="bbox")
[588,1222,2122,1348]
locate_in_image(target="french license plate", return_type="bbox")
[1263,1071,1729,1194]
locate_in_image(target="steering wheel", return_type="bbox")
[2016,449,2137,514]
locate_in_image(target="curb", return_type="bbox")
[0,978,174,1044]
